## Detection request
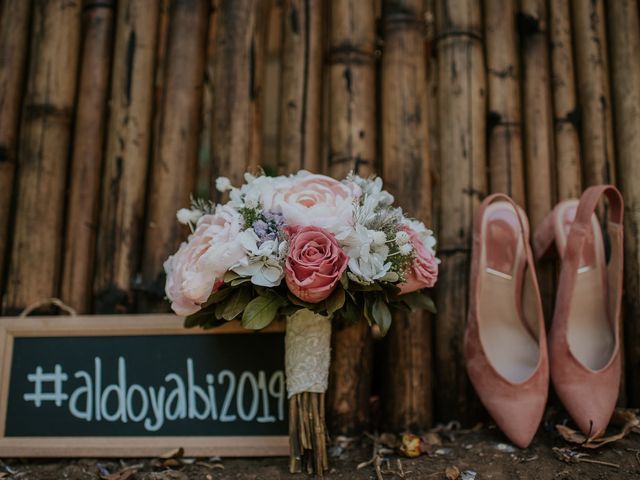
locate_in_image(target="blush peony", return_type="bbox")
[398,226,439,294]
[273,171,360,234]
[285,225,348,303]
[164,205,246,315]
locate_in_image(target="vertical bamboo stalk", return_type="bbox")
[434,0,486,421]
[277,0,324,174]
[139,0,209,312]
[60,0,115,313]
[0,0,31,297]
[608,0,640,406]
[196,0,220,199]
[484,0,525,205]
[549,0,581,200]
[519,0,556,326]
[94,0,159,313]
[262,0,284,173]
[519,0,555,228]
[325,0,376,435]
[4,0,81,313]
[211,0,266,187]
[380,0,433,432]
[327,0,376,177]
[571,0,615,187]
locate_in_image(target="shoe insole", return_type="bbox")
[478,202,540,384]
[555,201,615,371]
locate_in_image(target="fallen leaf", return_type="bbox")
[160,447,184,459]
[398,433,423,458]
[445,465,460,480]
[556,420,638,449]
[422,432,442,454]
[379,432,398,448]
[101,470,136,480]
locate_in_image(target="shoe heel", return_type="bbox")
[533,209,558,261]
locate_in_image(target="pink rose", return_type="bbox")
[285,225,348,303]
[273,172,360,234]
[164,205,247,316]
[399,226,439,295]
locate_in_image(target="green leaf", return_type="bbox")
[340,272,349,290]
[371,298,392,336]
[287,292,314,309]
[202,286,234,307]
[230,276,252,286]
[183,304,215,328]
[220,287,253,320]
[325,286,345,315]
[224,271,241,283]
[242,293,285,330]
[401,291,437,313]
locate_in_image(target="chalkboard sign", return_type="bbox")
[0,315,288,457]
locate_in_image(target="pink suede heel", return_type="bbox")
[464,194,549,448]
[534,185,624,438]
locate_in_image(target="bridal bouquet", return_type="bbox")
[164,171,438,473]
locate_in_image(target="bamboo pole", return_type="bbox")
[571,0,615,187]
[380,0,433,432]
[60,0,115,314]
[607,0,640,406]
[327,0,376,178]
[484,0,525,205]
[211,0,267,188]
[94,0,159,313]
[434,0,486,422]
[519,0,555,228]
[326,0,376,435]
[0,0,30,298]
[277,0,324,174]
[262,1,284,173]
[549,0,581,200]
[4,0,81,314]
[139,0,209,313]
[519,0,556,325]
[196,0,220,199]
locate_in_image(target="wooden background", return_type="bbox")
[0,0,639,434]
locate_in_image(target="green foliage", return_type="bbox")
[242,292,287,330]
[183,272,436,336]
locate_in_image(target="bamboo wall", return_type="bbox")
[1,0,640,432]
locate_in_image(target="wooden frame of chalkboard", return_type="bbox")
[0,314,288,457]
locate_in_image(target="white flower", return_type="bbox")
[244,193,259,209]
[372,230,387,246]
[395,230,410,246]
[400,219,437,255]
[215,176,233,192]
[399,243,413,255]
[176,208,203,225]
[232,229,285,287]
[336,224,391,284]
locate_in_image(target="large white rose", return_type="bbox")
[272,171,361,234]
[164,205,247,316]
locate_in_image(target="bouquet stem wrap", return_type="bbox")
[285,308,331,475]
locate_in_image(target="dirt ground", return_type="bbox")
[3,410,640,480]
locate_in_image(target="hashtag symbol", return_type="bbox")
[23,365,69,407]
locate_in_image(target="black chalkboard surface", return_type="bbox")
[0,315,288,457]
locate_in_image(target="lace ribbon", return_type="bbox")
[285,308,332,398]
